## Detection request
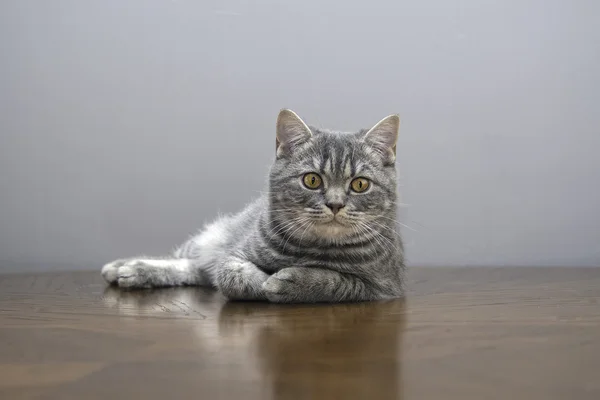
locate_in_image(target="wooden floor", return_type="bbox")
[0,267,599,400]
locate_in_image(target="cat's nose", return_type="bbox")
[326,202,345,214]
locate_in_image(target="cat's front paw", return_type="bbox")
[101,259,153,289]
[101,259,126,284]
[262,268,305,303]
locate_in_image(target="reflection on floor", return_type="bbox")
[0,267,599,399]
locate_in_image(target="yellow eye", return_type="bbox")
[350,178,370,193]
[303,173,322,189]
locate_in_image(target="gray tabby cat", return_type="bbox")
[102,109,405,303]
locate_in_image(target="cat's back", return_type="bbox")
[176,197,266,259]
[226,196,267,240]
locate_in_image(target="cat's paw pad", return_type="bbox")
[262,269,302,303]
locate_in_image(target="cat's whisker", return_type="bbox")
[355,222,380,256]
[358,221,400,255]
[297,221,315,248]
[397,221,417,232]
[281,218,312,253]
[269,208,298,213]
[365,225,391,253]
[369,220,405,242]
[349,224,368,262]
[266,216,306,238]
[390,201,411,208]
[270,218,305,237]
[376,215,418,232]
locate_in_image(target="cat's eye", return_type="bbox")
[350,178,370,193]
[303,173,322,189]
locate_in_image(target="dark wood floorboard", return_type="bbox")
[0,267,598,399]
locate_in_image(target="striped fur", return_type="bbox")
[101,110,405,303]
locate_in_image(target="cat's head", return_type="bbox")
[269,109,399,241]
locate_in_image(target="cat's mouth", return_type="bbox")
[306,211,351,228]
[324,216,349,226]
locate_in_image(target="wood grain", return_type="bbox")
[0,267,598,399]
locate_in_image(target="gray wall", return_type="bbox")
[1,0,599,272]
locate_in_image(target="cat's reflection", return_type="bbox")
[102,285,225,318]
[102,287,406,399]
[219,299,406,400]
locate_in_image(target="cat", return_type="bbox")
[101,109,405,303]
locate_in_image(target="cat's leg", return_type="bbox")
[216,256,270,301]
[101,257,210,289]
[262,267,389,303]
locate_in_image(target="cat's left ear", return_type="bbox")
[363,114,400,164]
[276,109,313,158]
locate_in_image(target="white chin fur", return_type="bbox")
[310,222,352,239]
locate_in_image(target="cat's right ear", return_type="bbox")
[276,109,313,158]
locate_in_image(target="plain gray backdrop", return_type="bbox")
[1,0,599,272]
